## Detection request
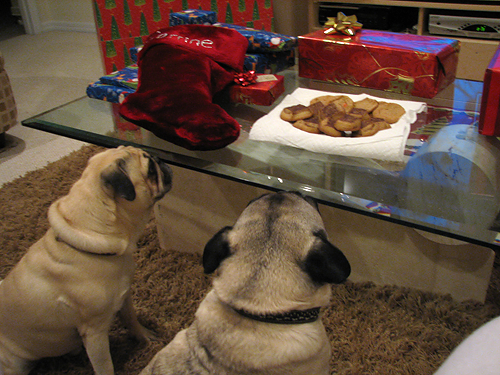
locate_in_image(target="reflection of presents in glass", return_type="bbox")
[111,103,143,142]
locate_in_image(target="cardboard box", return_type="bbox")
[479,46,500,136]
[229,74,285,106]
[298,29,460,99]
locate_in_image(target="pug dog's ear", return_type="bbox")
[101,159,136,201]
[303,230,351,284]
[203,226,233,274]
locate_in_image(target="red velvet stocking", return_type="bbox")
[119,25,248,150]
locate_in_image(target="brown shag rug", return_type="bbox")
[1,144,500,375]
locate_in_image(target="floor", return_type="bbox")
[0,26,104,187]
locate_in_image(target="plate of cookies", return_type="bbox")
[249,88,426,161]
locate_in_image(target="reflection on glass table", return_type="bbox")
[22,69,500,249]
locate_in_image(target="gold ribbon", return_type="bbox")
[324,12,363,36]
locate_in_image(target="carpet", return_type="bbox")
[1,144,500,375]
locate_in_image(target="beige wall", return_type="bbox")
[35,0,95,33]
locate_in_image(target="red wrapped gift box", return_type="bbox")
[479,46,500,136]
[94,0,275,74]
[298,29,460,99]
[229,74,284,105]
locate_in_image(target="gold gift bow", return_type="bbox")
[324,12,363,36]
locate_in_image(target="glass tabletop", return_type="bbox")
[22,69,500,249]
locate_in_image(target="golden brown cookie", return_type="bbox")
[310,95,343,106]
[334,114,362,132]
[353,98,379,113]
[280,104,313,122]
[357,118,391,137]
[320,102,345,123]
[292,117,321,134]
[372,102,405,124]
[332,96,354,113]
[308,101,325,119]
[319,117,343,137]
[349,107,370,121]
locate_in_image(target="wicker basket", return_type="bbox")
[0,51,17,137]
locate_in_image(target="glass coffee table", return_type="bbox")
[22,69,499,250]
[24,68,500,301]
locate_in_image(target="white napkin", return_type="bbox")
[249,88,427,162]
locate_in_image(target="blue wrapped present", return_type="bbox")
[170,9,217,26]
[130,47,294,74]
[244,50,295,74]
[87,65,139,103]
[130,47,142,64]
[99,65,139,90]
[86,82,135,104]
[214,23,298,53]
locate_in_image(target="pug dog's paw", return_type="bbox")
[130,324,159,344]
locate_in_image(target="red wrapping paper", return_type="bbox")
[298,29,460,99]
[94,0,274,74]
[229,74,285,106]
[479,46,500,136]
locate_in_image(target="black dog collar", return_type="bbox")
[55,236,116,256]
[233,307,321,325]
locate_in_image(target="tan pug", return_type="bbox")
[140,191,351,375]
[0,146,173,375]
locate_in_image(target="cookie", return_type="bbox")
[349,107,370,121]
[319,117,343,137]
[334,114,362,132]
[353,98,379,113]
[332,96,355,113]
[320,102,345,123]
[356,118,391,137]
[280,104,313,122]
[308,101,325,119]
[372,102,405,124]
[292,117,321,134]
[310,95,343,106]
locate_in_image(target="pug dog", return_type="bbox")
[0,146,173,375]
[140,191,351,375]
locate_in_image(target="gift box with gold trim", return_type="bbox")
[298,29,460,99]
[229,74,285,106]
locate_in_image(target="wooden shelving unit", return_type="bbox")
[307,0,500,80]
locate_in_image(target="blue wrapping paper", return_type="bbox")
[244,50,295,73]
[214,23,297,53]
[169,9,217,26]
[99,65,139,90]
[86,81,135,103]
[129,47,295,73]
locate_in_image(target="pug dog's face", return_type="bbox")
[85,146,173,210]
[203,191,351,312]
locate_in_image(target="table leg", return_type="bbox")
[155,166,495,302]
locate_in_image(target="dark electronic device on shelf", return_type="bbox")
[317,2,418,32]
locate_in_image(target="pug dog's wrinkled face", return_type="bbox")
[85,146,173,209]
